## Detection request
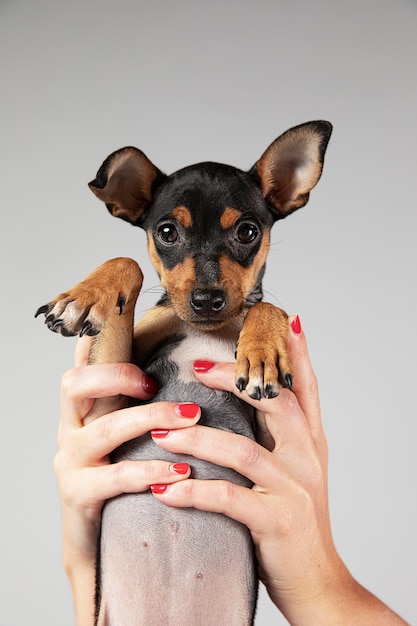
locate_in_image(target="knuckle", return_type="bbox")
[236,436,261,468]
[307,374,319,400]
[112,459,132,487]
[278,389,300,416]
[97,412,117,444]
[60,368,78,397]
[143,460,165,484]
[218,480,237,507]
[115,362,139,390]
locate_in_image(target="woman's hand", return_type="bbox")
[55,336,199,624]
[149,317,408,626]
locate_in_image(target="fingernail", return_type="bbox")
[291,315,302,335]
[150,484,168,494]
[193,360,215,373]
[143,375,159,395]
[150,429,170,438]
[171,463,189,475]
[175,403,200,418]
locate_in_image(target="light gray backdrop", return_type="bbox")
[1,0,416,624]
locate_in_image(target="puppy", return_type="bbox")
[37,120,332,625]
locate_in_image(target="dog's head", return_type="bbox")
[89,121,332,330]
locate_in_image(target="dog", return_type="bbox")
[36,120,332,625]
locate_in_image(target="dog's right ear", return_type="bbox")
[88,147,167,225]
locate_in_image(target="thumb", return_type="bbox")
[288,316,324,443]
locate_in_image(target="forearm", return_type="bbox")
[62,509,99,626]
[270,558,408,626]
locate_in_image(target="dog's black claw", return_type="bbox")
[284,373,293,390]
[46,317,64,333]
[35,304,51,318]
[80,320,99,337]
[118,296,126,315]
[236,377,246,393]
[264,383,279,399]
[60,326,75,337]
[249,386,262,401]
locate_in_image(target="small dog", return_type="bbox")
[36,120,332,625]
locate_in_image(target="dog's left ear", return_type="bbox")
[251,120,332,219]
[88,147,167,225]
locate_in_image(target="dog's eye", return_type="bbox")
[157,223,179,244]
[236,222,258,244]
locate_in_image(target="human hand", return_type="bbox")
[55,336,199,622]
[149,317,407,625]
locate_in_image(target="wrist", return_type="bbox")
[269,559,407,626]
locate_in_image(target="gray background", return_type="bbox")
[1,0,416,624]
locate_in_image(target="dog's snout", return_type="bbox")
[190,289,226,314]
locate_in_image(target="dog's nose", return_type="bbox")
[190,289,226,314]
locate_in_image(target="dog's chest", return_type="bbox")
[169,321,241,384]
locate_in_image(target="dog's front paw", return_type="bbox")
[235,303,293,399]
[35,258,143,337]
[35,288,125,337]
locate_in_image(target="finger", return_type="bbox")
[151,423,280,489]
[287,316,324,443]
[193,361,303,425]
[150,478,267,536]
[64,402,201,462]
[60,362,158,429]
[74,336,93,367]
[59,460,192,508]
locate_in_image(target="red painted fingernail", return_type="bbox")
[175,403,200,418]
[150,429,170,438]
[291,315,302,334]
[150,484,168,494]
[193,360,215,372]
[143,375,159,395]
[172,463,189,475]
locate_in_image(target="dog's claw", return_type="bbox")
[264,383,279,399]
[80,320,99,337]
[118,296,126,315]
[284,373,293,390]
[249,386,262,401]
[46,317,64,333]
[236,377,246,393]
[34,304,51,318]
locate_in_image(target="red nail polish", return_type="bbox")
[150,429,170,438]
[143,375,159,395]
[193,360,215,372]
[150,484,168,494]
[172,463,189,475]
[176,403,199,418]
[291,315,302,334]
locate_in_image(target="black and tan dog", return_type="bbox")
[36,120,332,625]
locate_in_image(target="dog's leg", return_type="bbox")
[235,302,292,448]
[236,302,292,399]
[36,257,143,418]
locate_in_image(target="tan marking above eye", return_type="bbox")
[172,205,193,228]
[220,207,242,230]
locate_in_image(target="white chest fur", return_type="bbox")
[169,318,242,385]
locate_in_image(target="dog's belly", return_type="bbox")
[97,326,258,625]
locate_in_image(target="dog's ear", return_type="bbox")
[88,147,167,225]
[251,121,332,219]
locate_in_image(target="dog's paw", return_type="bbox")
[235,303,293,399]
[35,286,126,337]
[35,258,143,337]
